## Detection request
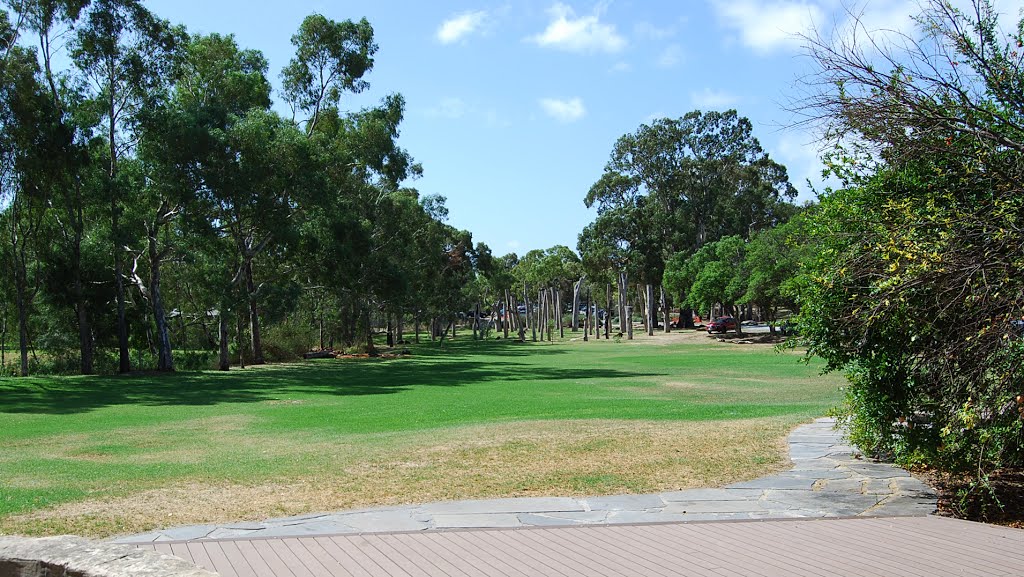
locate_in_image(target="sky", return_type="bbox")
[140,0,1024,257]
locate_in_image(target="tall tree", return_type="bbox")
[281,13,376,135]
[23,0,99,374]
[584,110,796,330]
[72,0,178,373]
[0,21,67,376]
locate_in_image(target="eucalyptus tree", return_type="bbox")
[0,19,71,376]
[1,0,105,373]
[282,13,376,136]
[585,111,796,325]
[71,0,179,372]
[136,31,274,369]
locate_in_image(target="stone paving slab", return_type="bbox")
[584,494,666,511]
[419,496,583,514]
[728,475,817,490]
[113,417,939,543]
[663,500,771,514]
[432,513,523,528]
[660,487,764,501]
[329,510,432,532]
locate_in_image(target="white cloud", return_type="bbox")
[539,97,587,123]
[507,240,522,250]
[690,88,740,109]
[609,61,632,73]
[711,0,824,54]
[437,10,489,44]
[426,97,467,119]
[425,97,511,128]
[528,3,626,53]
[634,21,676,41]
[657,44,684,68]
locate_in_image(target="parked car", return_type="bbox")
[707,316,737,334]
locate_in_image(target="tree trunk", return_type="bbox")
[146,219,174,372]
[626,305,634,340]
[525,283,535,342]
[109,83,131,374]
[606,283,612,339]
[617,272,628,333]
[680,307,695,329]
[112,199,131,373]
[9,205,31,377]
[149,237,174,372]
[555,288,563,338]
[218,311,230,371]
[583,287,590,342]
[319,305,325,350]
[1,310,6,371]
[244,258,264,364]
[503,290,511,338]
[16,269,29,377]
[73,254,94,374]
[571,276,584,331]
[545,289,551,341]
[646,284,655,337]
[661,286,671,333]
[236,311,246,369]
[638,284,649,334]
[364,306,376,353]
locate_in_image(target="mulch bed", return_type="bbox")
[918,468,1024,529]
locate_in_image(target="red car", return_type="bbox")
[707,316,737,333]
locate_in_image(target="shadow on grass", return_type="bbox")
[0,339,657,415]
[404,337,572,358]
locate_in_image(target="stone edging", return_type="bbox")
[0,535,216,576]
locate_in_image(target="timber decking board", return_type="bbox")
[136,515,1024,577]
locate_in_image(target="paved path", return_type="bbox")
[116,418,937,544]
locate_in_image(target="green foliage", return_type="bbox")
[582,109,798,317]
[798,0,1024,488]
[0,4,493,375]
[281,14,376,133]
[260,318,313,363]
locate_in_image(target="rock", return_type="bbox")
[0,535,217,577]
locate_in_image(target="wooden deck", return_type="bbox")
[139,516,1023,577]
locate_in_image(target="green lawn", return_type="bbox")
[0,335,844,537]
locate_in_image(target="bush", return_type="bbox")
[261,319,314,362]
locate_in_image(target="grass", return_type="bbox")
[0,333,844,537]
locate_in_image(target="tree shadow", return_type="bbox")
[0,341,657,415]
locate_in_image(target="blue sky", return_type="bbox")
[143,0,1024,256]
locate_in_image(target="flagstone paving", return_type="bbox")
[115,418,938,544]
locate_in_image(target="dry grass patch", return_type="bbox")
[1,417,802,538]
